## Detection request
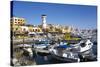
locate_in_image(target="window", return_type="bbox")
[35,29,37,32]
[33,29,34,32]
[10,19,12,21]
[80,43,86,47]
[18,19,20,21]
[15,19,17,21]
[88,43,91,45]
[18,22,20,24]
[23,28,26,31]
[16,28,18,30]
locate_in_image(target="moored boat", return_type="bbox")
[49,39,94,62]
[33,39,51,56]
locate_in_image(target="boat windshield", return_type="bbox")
[80,43,86,47]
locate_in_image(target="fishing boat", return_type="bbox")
[16,44,33,57]
[49,39,94,62]
[16,44,32,48]
[33,39,50,49]
[33,39,51,56]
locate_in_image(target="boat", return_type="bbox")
[16,44,33,57]
[33,39,50,49]
[33,39,51,56]
[49,39,94,62]
[77,39,96,61]
[16,44,32,48]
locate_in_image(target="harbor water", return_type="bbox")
[34,43,97,65]
[12,40,97,65]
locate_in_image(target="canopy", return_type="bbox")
[57,45,71,48]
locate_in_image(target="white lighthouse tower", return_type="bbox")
[42,15,47,30]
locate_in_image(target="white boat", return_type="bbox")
[77,39,95,60]
[79,39,93,53]
[16,44,33,57]
[33,39,50,49]
[16,44,32,48]
[49,39,94,62]
[33,39,51,55]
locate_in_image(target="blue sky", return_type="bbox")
[11,1,97,29]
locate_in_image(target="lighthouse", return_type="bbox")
[41,15,47,30]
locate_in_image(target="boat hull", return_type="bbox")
[50,53,79,62]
